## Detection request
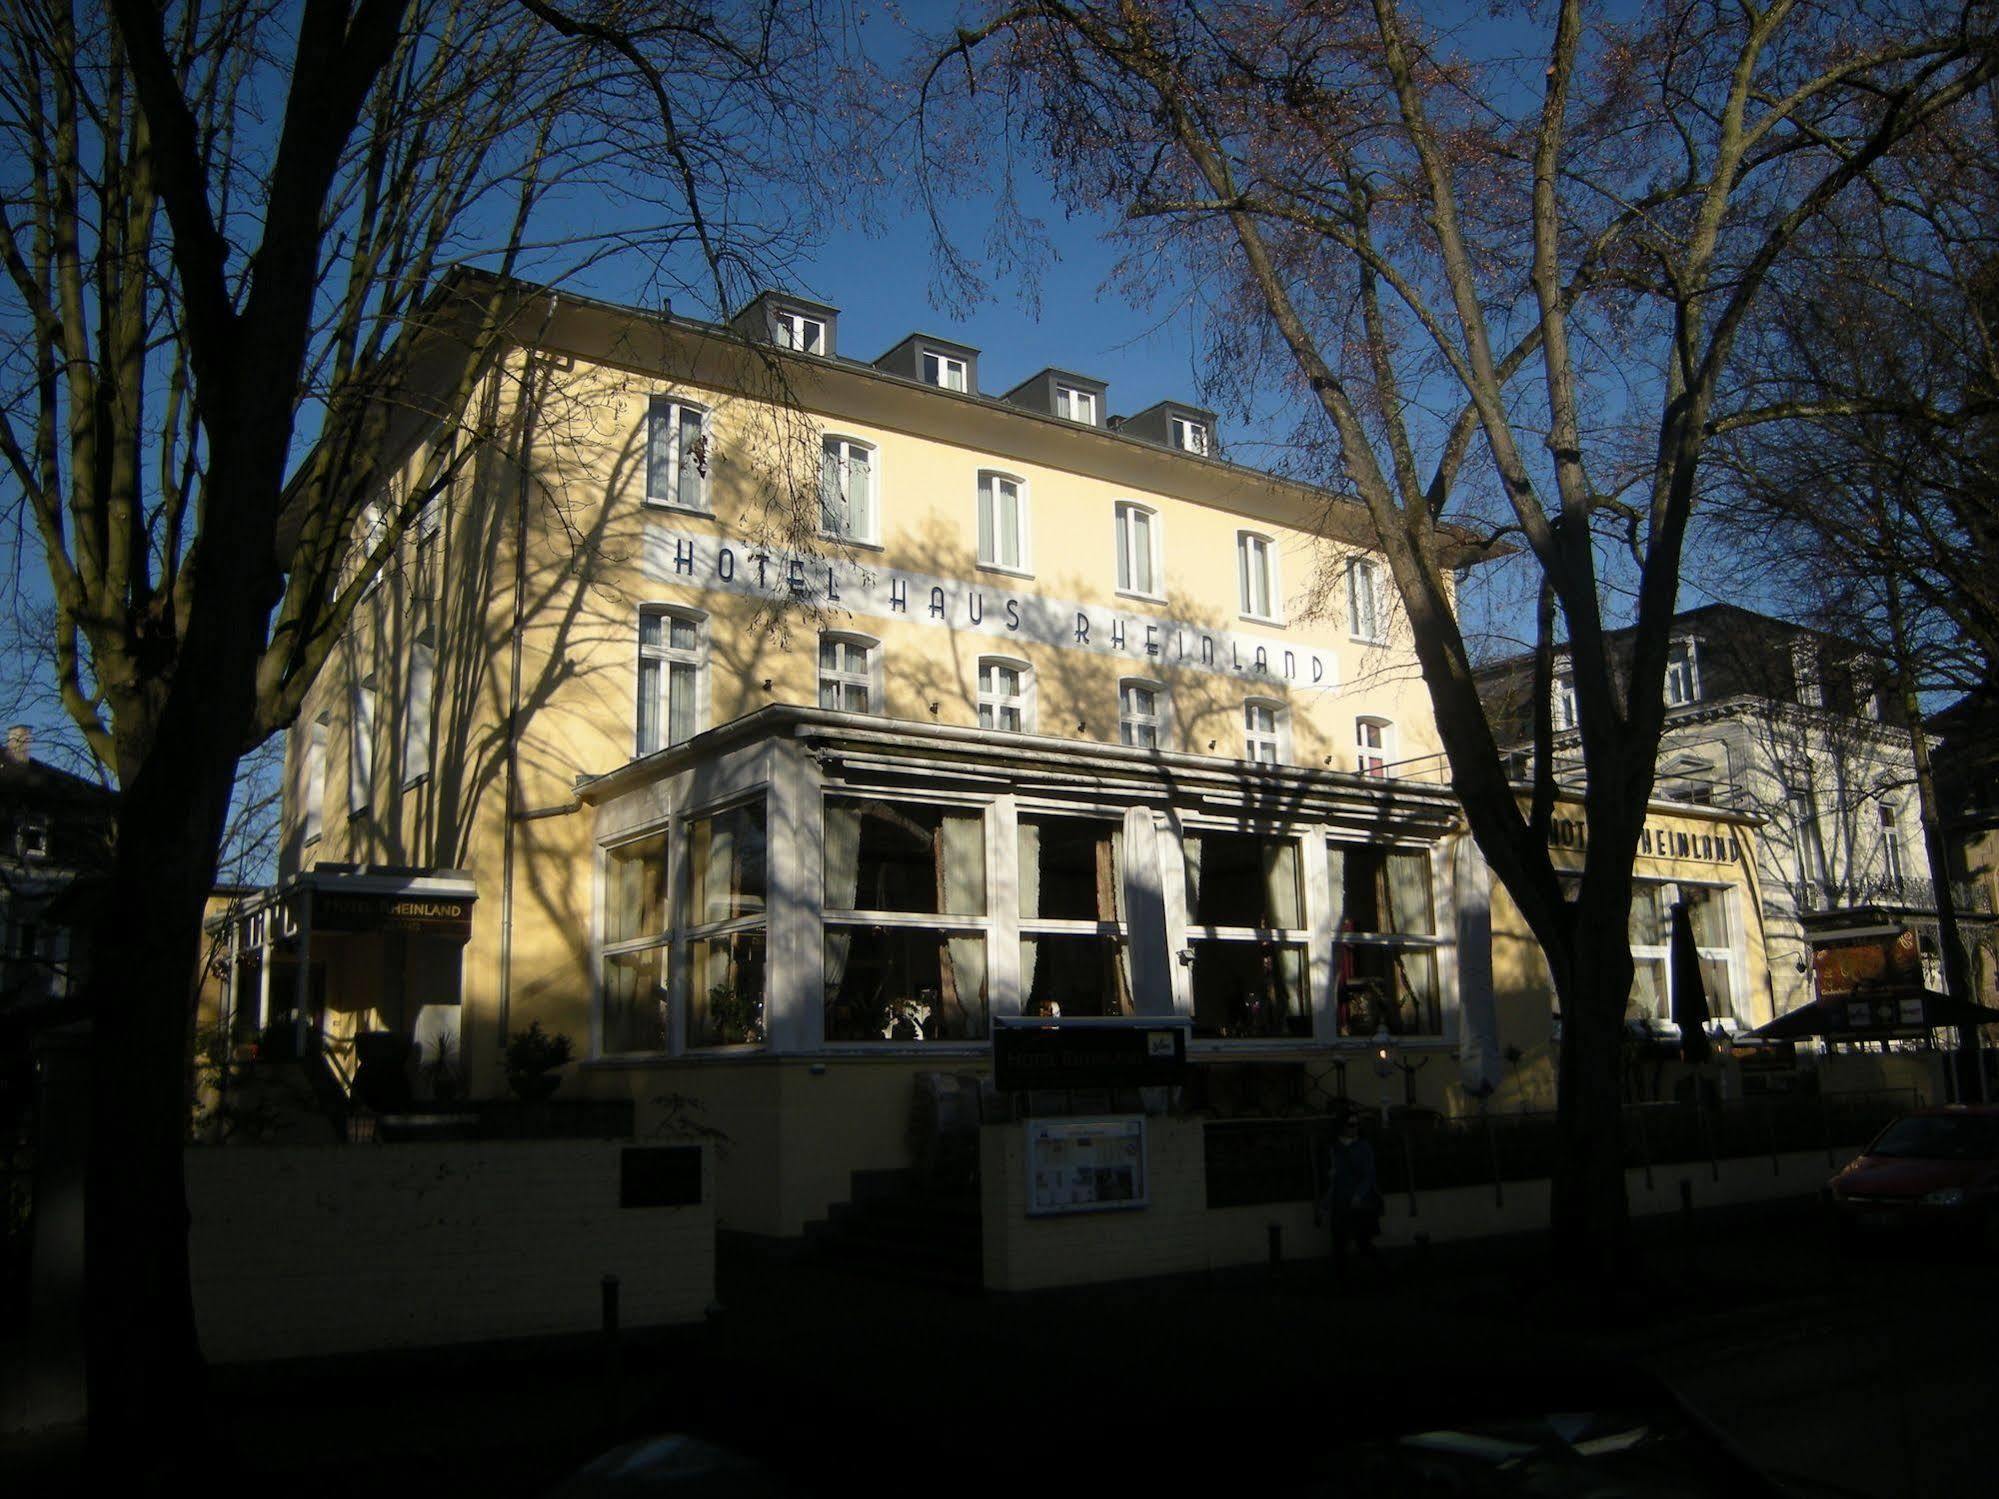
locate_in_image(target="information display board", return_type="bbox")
[1024,1116,1148,1216]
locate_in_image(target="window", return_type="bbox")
[1552,673,1577,732]
[348,676,377,816]
[820,436,877,543]
[1792,640,1822,708]
[1244,700,1284,764]
[1115,502,1160,598]
[1119,680,1164,748]
[357,501,388,594]
[1184,829,1311,1039]
[1237,531,1276,620]
[685,799,768,1047]
[1347,556,1385,642]
[645,397,708,512]
[978,658,1031,733]
[1850,666,1881,720]
[1788,776,1828,892]
[601,830,670,1054]
[15,814,49,861]
[1664,639,1699,706]
[1055,384,1095,424]
[1621,881,1736,1026]
[1019,817,1131,1020]
[922,348,968,391]
[1880,805,1907,888]
[819,633,876,714]
[1169,415,1209,454]
[824,797,989,1042]
[1333,844,1445,1036]
[1355,717,1392,777]
[401,633,436,787]
[771,309,825,354]
[637,609,703,754]
[303,714,329,843]
[977,471,1028,572]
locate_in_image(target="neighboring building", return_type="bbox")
[0,728,115,1028]
[1931,688,1999,1021]
[220,274,1779,1245]
[1475,604,1994,1029]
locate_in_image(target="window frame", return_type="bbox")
[1664,638,1701,706]
[977,655,1034,734]
[1180,823,1314,1042]
[1114,501,1164,601]
[1055,384,1096,424]
[643,395,711,514]
[976,470,1032,576]
[1243,697,1287,764]
[597,824,674,1057]
[1355,716,1393,777]
[1331,840,1451,1039]
[401,630,436,789]
[1880,804,1907,888]
[636,606,707,757]
[921,347,969,391]
[818,631,881,715]
[1552,672,1577,733]
[303,713,330,845]
[1347,556,1386,644]
[347,675,377,818]
[1237,530,1280,623]
[819,433,880,546]
[1169,414,1209,455]
[1119,678,1166,748]
[771,308,826,355]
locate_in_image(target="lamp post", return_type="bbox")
[1373,1026,1396,1125]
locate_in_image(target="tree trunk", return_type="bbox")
[1547,907,1636,1286]
[81,721,243,1476]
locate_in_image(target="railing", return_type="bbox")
[1382,749,1744,808]
[1201,1089,1918,1209]
[1790,877,1993,916]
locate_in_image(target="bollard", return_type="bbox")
[601,1273,623,1434]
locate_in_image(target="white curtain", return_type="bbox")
[1017,821,1042,995]
[702,815,735,924]
[1262,840,1302,930]
[1110,823,1132,1011]
[946,936,987,1037]
[823,802,862,999]
[940,812,986,915]
[1386,851,1432,935]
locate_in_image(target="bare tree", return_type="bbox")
[921,0,1999,1283]
[0,0,851,1467]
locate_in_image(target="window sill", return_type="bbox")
[977,562,1035,582]
[643,499,714,520]
[1348,632,1388,647]
[401,772,430,792]
[1115,588,1168,607]
[1240,612,1286,629]
[818,532,884,553]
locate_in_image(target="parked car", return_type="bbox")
[1825,1104,1999,1249]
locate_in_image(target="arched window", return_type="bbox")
[1119,679,1166,748]
[978,657,1033,733]
[820,435,877,543]
[1244,699,1286,764]
[1115,502,1162,598]
[818,632,879,714]
[1356,716,1393,777]
[645,396,709,512]
[1237,531,1278,620]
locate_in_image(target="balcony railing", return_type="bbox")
[1790,876,1994,916]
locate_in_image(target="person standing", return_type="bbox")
[1318,1112,1380,1273]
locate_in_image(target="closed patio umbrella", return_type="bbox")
[1669,900,1712,1065]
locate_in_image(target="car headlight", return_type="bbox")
[1920,1188,1966,1207]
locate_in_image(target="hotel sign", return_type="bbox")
[1546,815,1740,865]
[645,527,1345,689]
[311,891,475,940]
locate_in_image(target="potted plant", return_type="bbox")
[504,1020,574,1101]
[706,982,764,1046]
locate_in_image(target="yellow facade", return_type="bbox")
[260,287,1779,1238]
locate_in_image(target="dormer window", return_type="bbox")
[15,814,50,861]
[1169,415,1209,454]
[922,349,968,391]
[1552,672,1577,732]
[1791,640,1822,708]
[1664,639,1700,707]
[772,309,825,355]
[1055,384,1096,424]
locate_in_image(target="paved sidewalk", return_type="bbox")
[6,1198,1992,1495]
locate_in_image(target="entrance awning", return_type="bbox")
[1750,989,1999,1041]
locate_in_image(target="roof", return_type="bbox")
[0,754,116,811]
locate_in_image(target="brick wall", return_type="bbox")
[185,1140,713,1363]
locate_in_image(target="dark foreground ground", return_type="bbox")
[6,1196,1994,1496]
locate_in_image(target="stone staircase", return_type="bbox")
[807,1168,984,1291]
